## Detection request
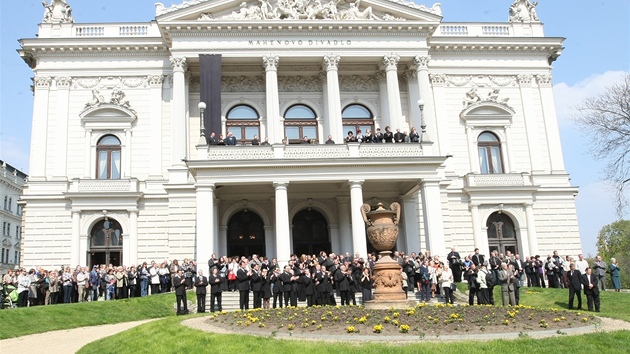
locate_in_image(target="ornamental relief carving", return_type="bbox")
[278,76,321,92]
[462,88,512,110]
[222,76,265,92]
[437,75,518,88]
[156,0,442,17]
[84,89,133,111]
[34,76,53,88]
[339,75,378,92]
[72,76,151,90]
[56,76,72,88]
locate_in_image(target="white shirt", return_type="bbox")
[575,260,589,274]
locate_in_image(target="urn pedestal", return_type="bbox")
[361,202,416,309]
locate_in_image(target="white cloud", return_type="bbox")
[553,71,628,128]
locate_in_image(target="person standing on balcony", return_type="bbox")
[383,126,394,143]
[225,132,237,145]
[394,128,406,143]
[325,135,335,144]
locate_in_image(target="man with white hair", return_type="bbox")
[575,254,589,274]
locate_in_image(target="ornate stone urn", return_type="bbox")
[361,202,411,306]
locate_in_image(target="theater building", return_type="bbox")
[19,0,581,275]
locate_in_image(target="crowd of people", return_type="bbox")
[1,248,622,315]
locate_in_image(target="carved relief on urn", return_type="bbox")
[361,202,401,252]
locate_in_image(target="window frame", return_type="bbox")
[96,135,122,180]
[342,104,374,137]
[477,131,504,174]
[226,104,261,145]
[283,104,318,144]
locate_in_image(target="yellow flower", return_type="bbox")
[287,324,295,330]
[346,326,356,333]
[373,324,383,333]
[399,324,410,333]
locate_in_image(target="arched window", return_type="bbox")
[89,218,123,267]
[486,212,518,256]
[478,132,503,174]
[226,105,260,144]
[97,135,121,179]
[284,104,318,144]
[342,104,374,136]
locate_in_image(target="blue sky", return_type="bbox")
[1,1,629,256]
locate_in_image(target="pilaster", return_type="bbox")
[263,55,280,144]
[381,54,404,132]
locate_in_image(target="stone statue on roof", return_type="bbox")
[508,0,540,23]
[42,0,74,24]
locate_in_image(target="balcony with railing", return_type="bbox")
[67,178,140,193]
[436,22,544,38]
[37,22,161,39]
[465,173,532,188]
[195,142,430,161]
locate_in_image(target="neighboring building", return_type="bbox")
[0,161,27,273]
[18,0,581,276]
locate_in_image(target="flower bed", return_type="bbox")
[205,303,597,336]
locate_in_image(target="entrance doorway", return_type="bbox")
[486,212,518,255]
[88,218,123,267]
[227,210,265,257]
[292,209,330,256]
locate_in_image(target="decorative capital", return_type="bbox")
[34,76,53,89]
[56,76,72,88]
[322,54,341,72]
[517,74,533,85]
[414,55,431,70]
[148,75,164,87]
[170,57,187,72]
[262,55,280,72]
[381,54,400,71]
[374,71,387,83]
[535,74,552,86]
[429,74,445,86]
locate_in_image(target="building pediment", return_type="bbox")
[156,0,442,23]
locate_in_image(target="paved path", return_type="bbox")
[0,319,156,354]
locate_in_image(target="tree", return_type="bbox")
[573,73,630,216]
[596,220,629,289]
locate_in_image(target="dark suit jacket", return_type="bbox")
[250,271,262,292]
[472,254,484,266]
[334,270,351,291]
[278,272,293,292]
[208,274,222,294]
[581,274,600,295]
[567,270,582,290]
[315,271,329,292]
[236,268,250,291]
[174,275,186,296]
[195,276,208,295]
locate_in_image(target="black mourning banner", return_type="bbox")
[199,54,222,143]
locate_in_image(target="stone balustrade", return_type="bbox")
[68,178,139,193]
[71,23,159,37]
[437,23,542,37]
[465,173,532,187]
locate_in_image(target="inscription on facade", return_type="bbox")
[248,39,352,46]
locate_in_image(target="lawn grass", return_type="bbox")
[77,315,630,354]
[0,292,183,339]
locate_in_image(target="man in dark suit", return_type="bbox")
[208,132,218,145]
[271,268,283,308]
[447,247,462,283]
[250,264,262,309]
[225,132,237,146]
[498,263,516,306]
[236,261,251,310]
[173,269,188,315]
[567,263,582,310]
[471,248,484,267]
[314,264,330,306]
[334,265,352,305]
[194,270,208,313]
[208,267,222,312]
[581,267,600,312]
[278,265,296,307]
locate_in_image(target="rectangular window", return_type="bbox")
[111,151,121,179]
[8,197,11,212]
[490,147,503,174]
[15,251,19,264]
[7,223,10,236]
[244,126,259,140]
[1,248,4,263]
[2,222,5,236]
[98,151,108,179]
[479,147,489,174]
[16,226,20,238]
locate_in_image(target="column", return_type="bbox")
[148,75,164,178]
[71,210,80,266]
[53,77,71,179]
[524,203,538,257]
[402,195,419,253]
[265,226,275,260]
[169,57,188,166]
[537,74,566,172]
[30,76,52,180]
[381,54,403,132]
[420,180,446,258]
[337,197,352,253]
[470,203,483,251]
[465,126,478,173]
[405,70,420,131]
[263,55,280,144]
[84,129,92,178]
[349,180,367,258]
[219,226,228,258]
[128,209,138,266]
[518,74,544,172]
[323,54,343,144]
[274,182,291,266]
[196,184,215,278]
[429,74,449,156]
[414,56,434,139]
[214,198,220,254]
[124,129,132,178]
[329,224,341,253]
[375,71,389,129]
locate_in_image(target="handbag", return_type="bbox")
[450,283,457,292]
[228,271,236,281]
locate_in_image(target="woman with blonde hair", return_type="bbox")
[440,263,455,304]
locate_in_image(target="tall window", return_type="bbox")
[284,104,318,144]
[478,132,503,174]
[226,105,260,144]
[342,104,374,135]
[97,135,121,179]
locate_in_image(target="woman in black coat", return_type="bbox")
[261,268,272,309]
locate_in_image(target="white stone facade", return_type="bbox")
[19,0,581,276]
[0,161,26,273]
